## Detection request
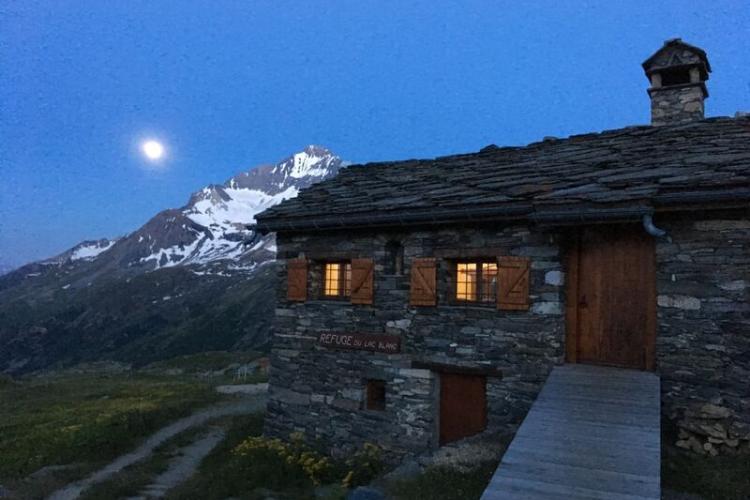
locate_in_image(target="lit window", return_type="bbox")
[324,262,352,298]
[456,261,498,302]
[324,263,340,296]
[456,263,477,301]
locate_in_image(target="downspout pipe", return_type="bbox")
[642,214,668,239]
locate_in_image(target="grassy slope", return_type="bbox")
[0,373,219,493]
[0,264,275,374]
[80,425,207,500]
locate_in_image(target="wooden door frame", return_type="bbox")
[564,226,657,371]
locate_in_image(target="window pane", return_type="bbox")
[324,263,340,296]
[344,263,352,296]
[481,262,498,302]
[456,262,477,301]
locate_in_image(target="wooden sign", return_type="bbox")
[318,333,401,354]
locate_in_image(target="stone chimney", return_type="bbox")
[642,38,711,125]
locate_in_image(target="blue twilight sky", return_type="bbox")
[1,1,749,267]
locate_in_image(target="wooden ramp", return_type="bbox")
[482,364,661,500]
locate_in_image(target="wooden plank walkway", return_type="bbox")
[482,364,661,500]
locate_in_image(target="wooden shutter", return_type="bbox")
[287,258,307,302]
[410,258,437,306]
[351,258,374,305]
[497,256,530,311]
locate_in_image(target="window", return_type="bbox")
[324,262,352,298]
[366,379,386,411]
[455,261,498,303]
[385,241,404,275]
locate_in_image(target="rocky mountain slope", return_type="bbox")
[0,146,345,374]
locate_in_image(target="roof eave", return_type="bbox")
[255,189,750,235]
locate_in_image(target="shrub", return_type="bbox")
[232,432,336,489]
[232,432,384,493]
[342,442,384,488]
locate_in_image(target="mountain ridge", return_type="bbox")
[0,145,346,374]
[32,145,341,273]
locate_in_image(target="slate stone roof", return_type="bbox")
[256,116,750,233]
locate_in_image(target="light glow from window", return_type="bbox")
[456,262,477,301]
[324,262,352,297]
[325,263,340,296]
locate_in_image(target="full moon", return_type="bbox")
[142,140,165,160]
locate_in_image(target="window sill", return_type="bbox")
[448,300,497,307]
[307,299,353,305]
[438,303,499,312]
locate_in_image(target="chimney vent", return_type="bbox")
[642,38,711,125]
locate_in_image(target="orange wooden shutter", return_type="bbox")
[497,256,530,310]
[287,258,307,302]
[410,258,437,306]
[351,258,374,305]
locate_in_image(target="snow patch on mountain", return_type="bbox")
[139,228,203,269]
[185,186,299,229]
[70,240,116,261]
[40,238,119,266]
[288,151,331,178]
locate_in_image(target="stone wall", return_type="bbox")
[264,210,749,459]
[656,211,750,455]
[649,84,705,125]
[264,225,566,461]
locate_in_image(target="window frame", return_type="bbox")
[452,259,499,305]
[322,260,352,300]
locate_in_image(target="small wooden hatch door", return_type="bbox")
[439,373,487,445]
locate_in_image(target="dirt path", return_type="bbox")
[138,427,226,498]
[215,382,268,395]
[47,397,266,500]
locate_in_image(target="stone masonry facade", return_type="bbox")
[264,210,749,459]
[264,224,566,461]
[656,211,750,456]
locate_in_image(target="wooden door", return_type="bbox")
[566,225,656,370]
[439,373,487,445]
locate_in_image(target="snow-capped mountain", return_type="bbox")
[40,145,344,274]
[133,145,343,270]
[0,146,346,374]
